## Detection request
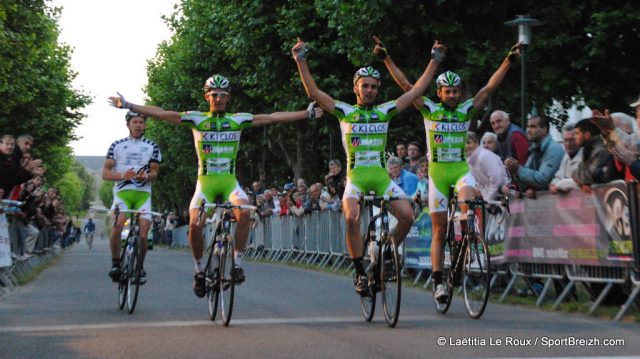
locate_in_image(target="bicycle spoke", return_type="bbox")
[381,240,401,327]
[463,234,490,319]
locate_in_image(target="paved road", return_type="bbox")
[0,234,638,359]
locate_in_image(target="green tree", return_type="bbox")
[56,171,83,212]
[144,0,638,211]
[99,181,114,209]
[0,0,91,183]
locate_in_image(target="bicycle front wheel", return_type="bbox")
[118,250,128,310]
[359,234,376,322]
[219,235,235,326]
[380,239,401,327]
[205,243,219,321]
[126,238,140,314]
[463,233,490,319]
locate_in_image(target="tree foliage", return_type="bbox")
[144,0,638,211]
[99,180,114,209]
[0,0,91,183]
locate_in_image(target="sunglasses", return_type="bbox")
[208,92,229,99]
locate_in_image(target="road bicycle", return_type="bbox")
[113,206,161,314]
[355,192,409,328]
[85,230,94,249]
[434,186,507,319]
[197,200,257,326]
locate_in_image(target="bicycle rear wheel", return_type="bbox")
[219,234,235,326]
[205,243,219,321]
[463,233,490,319]
[358,234,376,322]
[126,237,140,314]
[118,251,128,310]
[380,239,401,327]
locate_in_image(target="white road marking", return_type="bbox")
[0,315,434,333]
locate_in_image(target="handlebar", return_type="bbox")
[112,208,163,217]
[203,203,257,211]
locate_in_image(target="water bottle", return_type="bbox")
[369,240,379,264]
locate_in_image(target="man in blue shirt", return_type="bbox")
[387,156,418,195]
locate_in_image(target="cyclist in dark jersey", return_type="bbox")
[292,37,444,294]
[109,76,321,298]
[375,36,522,303]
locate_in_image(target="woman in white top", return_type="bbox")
[466,132,510,200]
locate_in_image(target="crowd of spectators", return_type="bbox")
[1,134,76,263]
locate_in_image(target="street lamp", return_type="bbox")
[504,14,541,127]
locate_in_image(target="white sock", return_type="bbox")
[234,251,243,267]
[195,259,205,273]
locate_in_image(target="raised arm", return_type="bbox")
[373,35,414,92]
[393,41,445,112]
[472,42,522,110]
[292,38,336,113]
[108,92,182,125]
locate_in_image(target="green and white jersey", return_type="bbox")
[332,101,399,173]
[180,111,253,175]
[419,97,476,163]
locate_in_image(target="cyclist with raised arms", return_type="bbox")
[103,111,161,285]
[109,75,322,298]
[373,35,522,304]
[291,37,444,294]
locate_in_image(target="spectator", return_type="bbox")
[591,109,638,182]
[395,141,409,164]
[323,176,343,211]
[164,212,178,245]
[611,112,636,136]
[328,159,344,179]
[252,181,264,196]
[466,132,509,201]
[296,178,307,190]
[278,192,291,216]
[405,141,422,174]
[572,118,612,193]
[0,135,33,198]
[504,116,564,199]
[490,110,529,164]
[481,132,499,154]
[303,183,323,213]
[550,123,583,194]
[387,156,419,195]
[259,190,276,218]
[415,157,429,207]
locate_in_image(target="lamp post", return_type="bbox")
[504,14,541,127]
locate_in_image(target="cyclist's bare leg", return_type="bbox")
[342,197,362,258]
[430,211,448,273]
[138,218,151,268]
[231,197,250,253]
[456,185,478,232]
[110,213,127,260]
[388,199,414,245]
[188,207,206,262]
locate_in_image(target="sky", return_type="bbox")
[51,0,177,156]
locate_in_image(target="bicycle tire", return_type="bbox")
[359,233,375,322]
[219,234,235,326]
[126,236,140,314]
[205,241,219,321]
[118,250,128,310]
[435,232,456,314]
[380,239,401,327]
[463,233,490,319]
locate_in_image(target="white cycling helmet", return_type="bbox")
[203,74,231,92]
[436,71,462,88]
[353,66,381,85]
